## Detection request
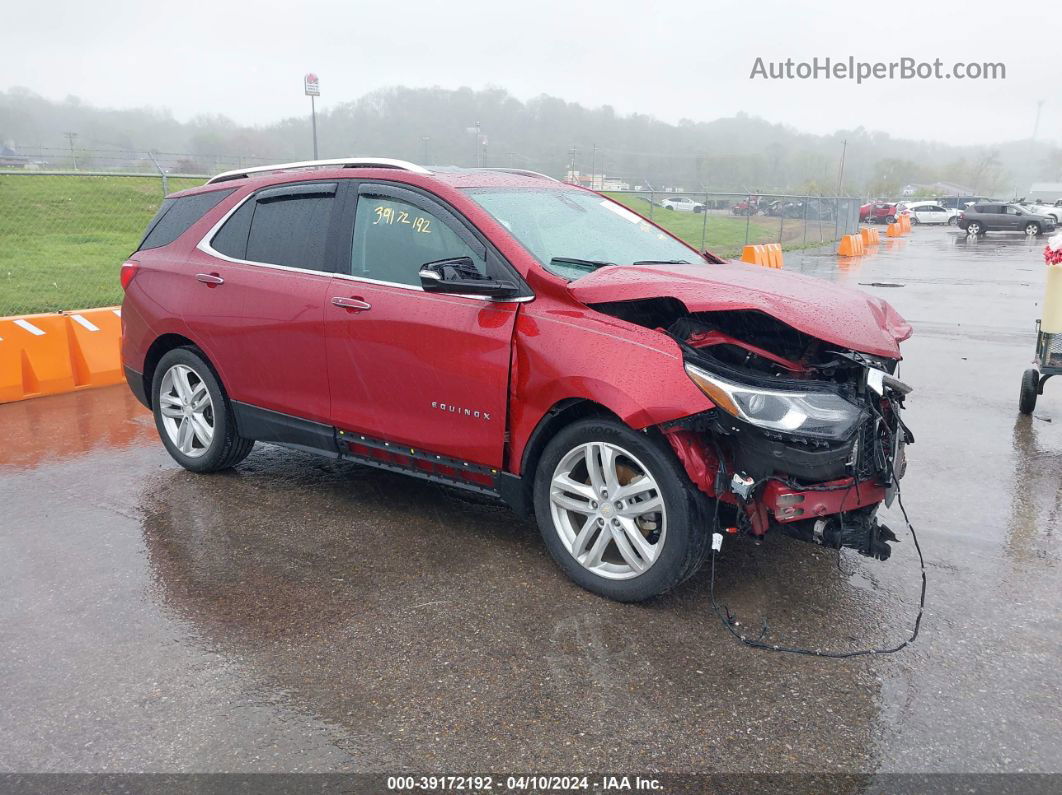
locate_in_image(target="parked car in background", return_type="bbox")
[731,199,760,216]
[957,203,1058,236]
[936,196,991,211]
[119,157,914,602]
[860,201,898,224]
[1016,200,1061,223]
[899,202,960,225]
[660,196,705,213]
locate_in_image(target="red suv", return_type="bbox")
[121,158,914,602]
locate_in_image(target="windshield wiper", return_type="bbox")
[632,259,691,265]
[550,256,614,270]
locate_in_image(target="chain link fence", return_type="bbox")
[604,191,863,257]
[0,171,207,315]
[0,171,864,316]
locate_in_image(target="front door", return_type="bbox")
[324,183,520,469]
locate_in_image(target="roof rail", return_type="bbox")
[206,157,431,185]
[480,167,560,182]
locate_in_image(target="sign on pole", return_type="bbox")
[304,73,320,97]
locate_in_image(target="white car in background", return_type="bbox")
[660,196,706,213]
[900,201,960,225]
[1018,201,1061,223]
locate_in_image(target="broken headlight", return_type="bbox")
[684,363,863,441]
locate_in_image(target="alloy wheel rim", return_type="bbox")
[159,364,214,458]
[549,442,666,580]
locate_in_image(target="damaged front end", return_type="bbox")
[597,299,914,560]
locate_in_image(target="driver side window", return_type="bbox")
[351,195,486,287]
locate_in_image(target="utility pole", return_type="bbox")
[474,121,482,167]
[568,145,577,182]
[591,144,598,190]
[836,139,847,195]
[64,132,78,171]
[1033,99,1045,141]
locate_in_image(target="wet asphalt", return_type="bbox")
[0,227,1059,776]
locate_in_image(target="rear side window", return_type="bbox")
[212,182,337,270]
[138,189,234,251]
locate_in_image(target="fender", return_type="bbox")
[507,305,713,475]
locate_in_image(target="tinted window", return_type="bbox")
[211,198,255,260]
[351,196,485,286]
[245,185,336,271]
[1005,206,1022,215]
[139,189,234,251]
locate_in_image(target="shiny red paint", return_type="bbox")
[325,282,517,468]
[569,262,912,359]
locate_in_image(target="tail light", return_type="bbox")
[120,260,139,291]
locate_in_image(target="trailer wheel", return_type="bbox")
[1019,369,1039,415]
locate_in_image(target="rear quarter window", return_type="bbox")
[138,188,235,251]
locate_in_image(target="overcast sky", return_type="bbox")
[1,0,1056,146]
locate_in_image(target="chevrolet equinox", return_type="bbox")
[121,158,914,602]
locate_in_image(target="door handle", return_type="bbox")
[196,273,224,286]
[331,296,372,311]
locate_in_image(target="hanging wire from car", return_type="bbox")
[706,399,927,658]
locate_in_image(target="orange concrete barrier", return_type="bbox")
[860,227,880,247]
[837,234,865,257]
[741,244,764,265]
[765,243,783,269]
[0,307,123,404]
[886,222,903,238]
[742,243,783,269]
[66,307,124,388]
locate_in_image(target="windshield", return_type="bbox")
[466,188,705,280]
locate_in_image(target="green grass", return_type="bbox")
[604,194,837,257]
[0,174,203,315]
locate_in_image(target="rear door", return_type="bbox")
[324,182,521,468]
[183,181,341,423]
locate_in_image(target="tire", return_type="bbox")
[1024,222,1041,236]
[886,215,896,224]
[666,205,674,211]
[1019,369,1040,415]
[966,221,983,236]
[948,216,958,226]
[910,215,919,225]
[151,347,254,473]
[532,418,709,602]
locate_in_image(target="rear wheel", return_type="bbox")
[152,347,254,472]
[533,418,708,602]
[1019,369,1040,415]
[966,221,983,236]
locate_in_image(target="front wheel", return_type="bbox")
[1024,222,1041,236]
[533,418,708,602]
[152,347,254,472]
[948,216,958,225]
[1019,369,1040,415]
[910,215,919,225]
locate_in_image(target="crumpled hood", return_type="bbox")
[568,263,912,359]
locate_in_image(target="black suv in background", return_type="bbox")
[957,203,1057,237]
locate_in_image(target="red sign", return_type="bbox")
[304,73,320,97]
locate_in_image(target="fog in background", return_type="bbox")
[1,0,1058,194]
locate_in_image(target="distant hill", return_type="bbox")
[2,85,1060,196]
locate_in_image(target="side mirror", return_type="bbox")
[419,257,519,299]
